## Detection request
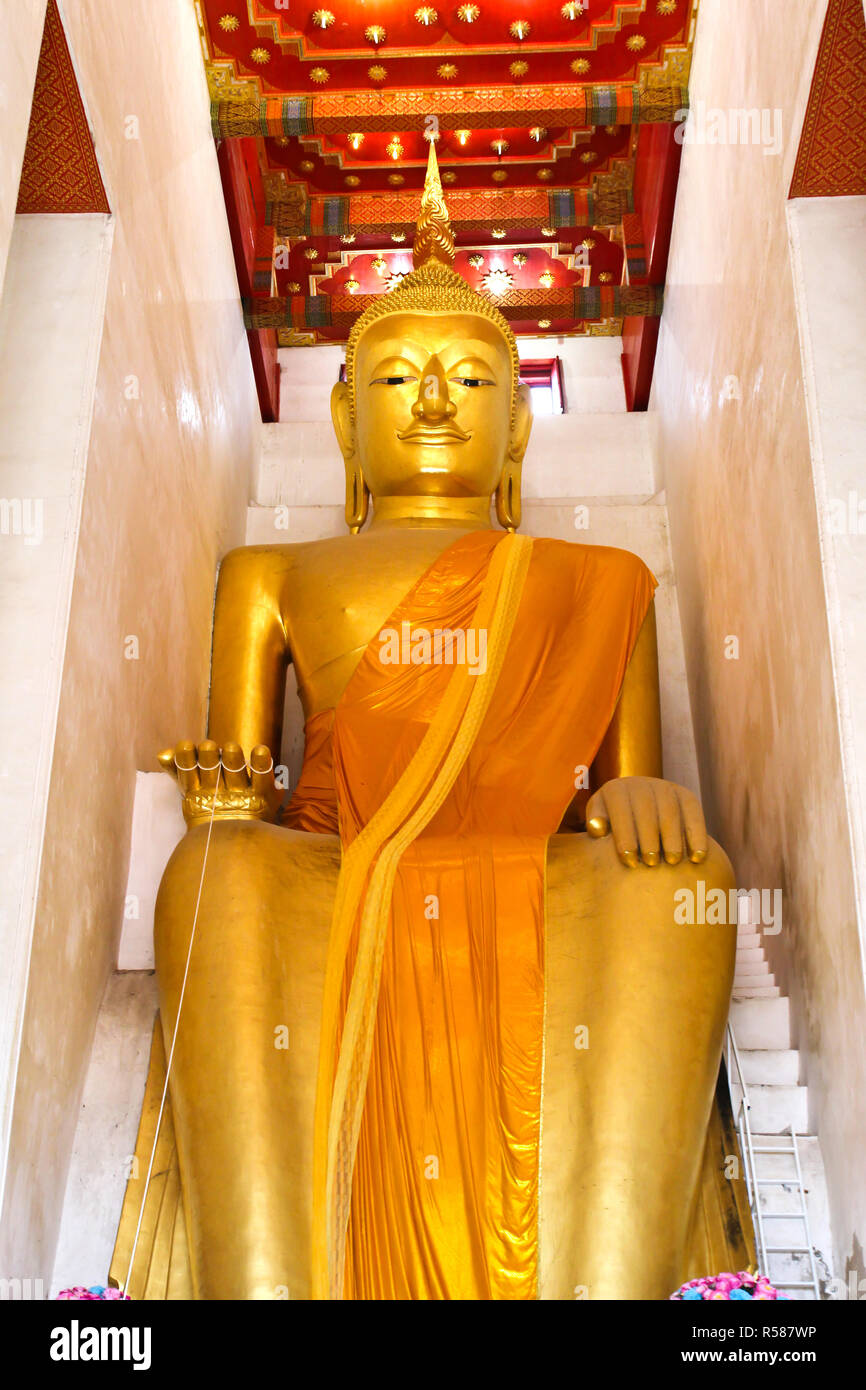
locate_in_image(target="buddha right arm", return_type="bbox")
[207,546,292,753]
[158,546,293,826]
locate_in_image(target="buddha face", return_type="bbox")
[333,312,531,500]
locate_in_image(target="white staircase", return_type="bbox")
[726,911,833,1299]
[732,923,781,998]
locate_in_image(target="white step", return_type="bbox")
[734,961,772,979]
[729,996,790,1048]
[731,1083,809,1133]
[732,983,781,998]
[736,931,762,949]
[738,1048,800,1085]
[736,946,767,965]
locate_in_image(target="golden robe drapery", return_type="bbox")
[307,531,656,1299]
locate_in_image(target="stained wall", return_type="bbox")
[652,0,866,1276]
[0,0,259,1281]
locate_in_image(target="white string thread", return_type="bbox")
[121,760,223,1294]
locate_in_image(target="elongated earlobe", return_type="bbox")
[495,461,522,532]
[345,459,370,534]
[495,382,532,531]
[331,379,368,532]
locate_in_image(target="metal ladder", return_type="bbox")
[725,1024,821,1298]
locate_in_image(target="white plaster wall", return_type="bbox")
[0,0,260,1287]
[786,194,866,1277]
[788,197,866,934]
[651,0,865,1278]
[524,414,654,498]
[0,0,48,299]
[117,773,186,972]
[278,344,343,422]
[0,212,113,1229]
[519,335,627,414]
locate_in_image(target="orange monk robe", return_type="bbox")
[288,531,656,1299]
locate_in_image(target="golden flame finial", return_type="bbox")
[413,139,455,269]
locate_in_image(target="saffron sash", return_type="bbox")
[310,530,656,1299]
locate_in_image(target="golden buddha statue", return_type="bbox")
[111,144,753,1301]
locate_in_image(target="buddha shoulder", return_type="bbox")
[214,532,469,614]
[537,536,656,590]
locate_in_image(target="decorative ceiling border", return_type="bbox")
[211,82,688,139]
[276,317,624,345]
[244,283,662,330]
[263,183,632,237]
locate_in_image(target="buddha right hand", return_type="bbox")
[158,739,283,828]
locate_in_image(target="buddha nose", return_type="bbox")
[412,353,456,422]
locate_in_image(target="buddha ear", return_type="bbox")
[331,379,369,534]
[495,382,532,532]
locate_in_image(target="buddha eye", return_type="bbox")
[450,376,494,388]
[370,374,418,386]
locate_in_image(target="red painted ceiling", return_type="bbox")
[263,123,632,193]
[205,0,691,92]
[201,2,694,358]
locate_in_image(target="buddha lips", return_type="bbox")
[378,620,488,675]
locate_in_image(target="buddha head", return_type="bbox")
[331,142,532,532]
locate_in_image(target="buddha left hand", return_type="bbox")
[586,776,708,868]
[157,739,283,828]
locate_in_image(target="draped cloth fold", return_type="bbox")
[311,531,533,1298]
[308,530,657,1301]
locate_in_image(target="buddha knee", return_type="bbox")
[667,838,737,916]
[154,820,274,956]
[158,819,282,896]
[580,832,736,936]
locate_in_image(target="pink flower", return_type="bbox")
[56,1283,130,1301]
[670,1270,787,1300]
